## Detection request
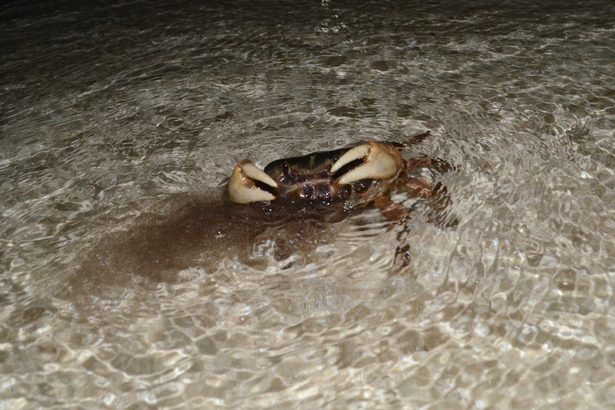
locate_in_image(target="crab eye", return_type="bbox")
[281,162,295,183]
[282,162,290,176]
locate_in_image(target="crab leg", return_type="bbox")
[228,160,278,204]
[373,196,410,221]
[331,142,403,185]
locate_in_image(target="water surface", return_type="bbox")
[1,0,615,408]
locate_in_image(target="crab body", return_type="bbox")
[227,133,448,221]
[263,146,356,203]
[228,140,410,210]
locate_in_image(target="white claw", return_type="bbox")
[330,144,370,173]
[240,162,278,188]
[331,142,402,185]
[227,161,278,204]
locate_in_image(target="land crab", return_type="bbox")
[227,131,453,223]
[73,131,454,290]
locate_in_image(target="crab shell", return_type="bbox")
[227,141,404,206]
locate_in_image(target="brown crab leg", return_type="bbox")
[375,176,448,222]
[392,177,435,199]
[374,196,410,221]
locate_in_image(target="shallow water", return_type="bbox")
[2,0,615,408]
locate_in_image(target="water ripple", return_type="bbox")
[2,0,615,408]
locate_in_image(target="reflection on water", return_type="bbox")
[1,0,615,408]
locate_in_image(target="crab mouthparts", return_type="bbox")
[227,141,403,204]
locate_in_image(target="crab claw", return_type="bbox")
[330,142,403,185]
[228,160,279,203]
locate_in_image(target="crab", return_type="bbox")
[227,131,453,222]
[73,131,453,290]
